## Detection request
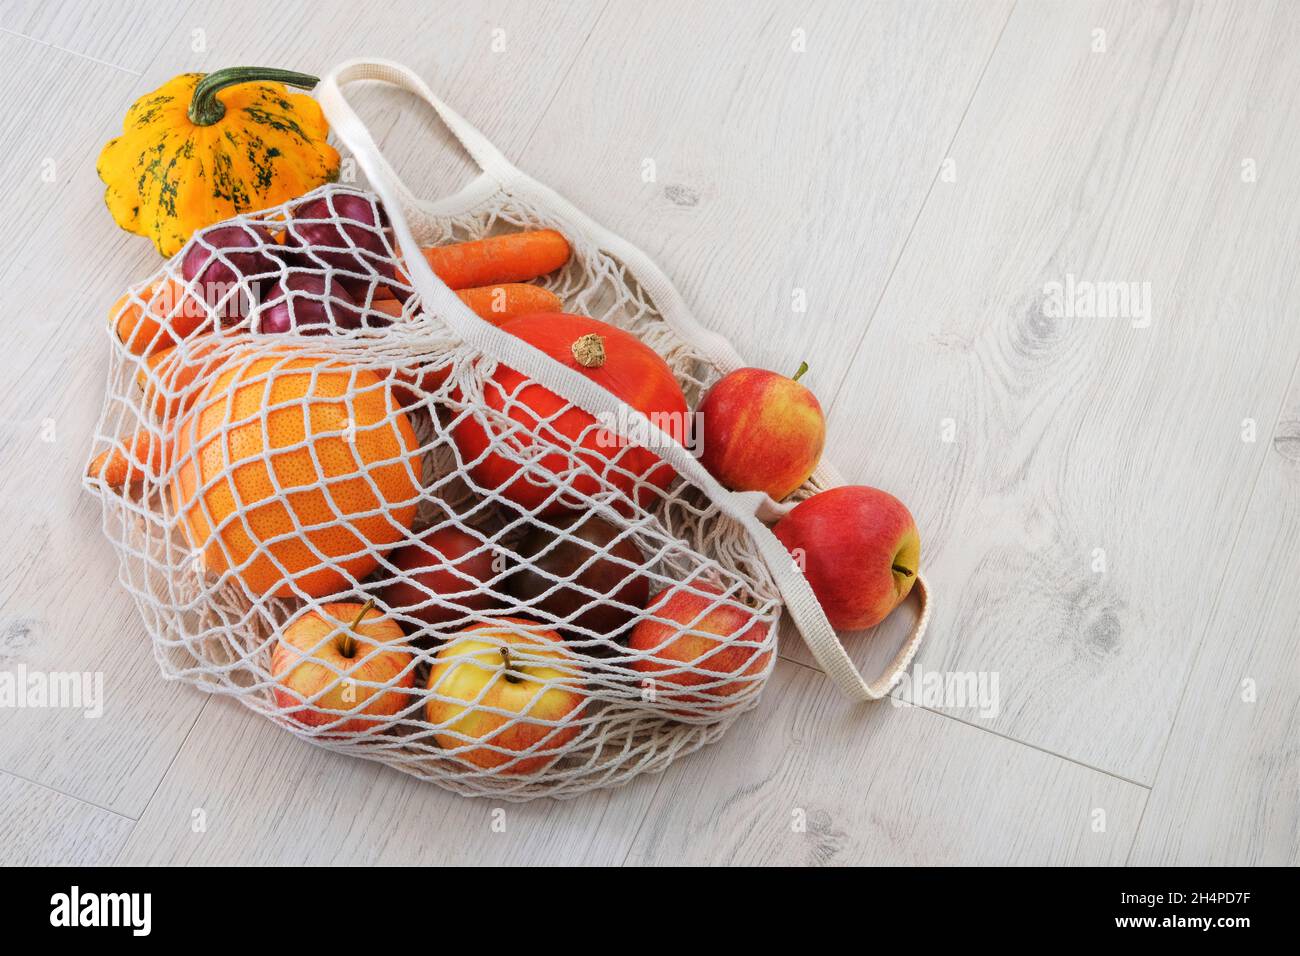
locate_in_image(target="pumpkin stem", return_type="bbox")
[188,67,321,126]
[571,333,607,368]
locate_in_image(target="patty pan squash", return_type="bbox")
[97,67,340,257]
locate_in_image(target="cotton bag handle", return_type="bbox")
[315,59,928,701]
[317,59,520,202]
[314,60,849,491]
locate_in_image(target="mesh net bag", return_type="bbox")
[84,60,929,800]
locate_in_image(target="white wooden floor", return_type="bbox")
[1,0,1296,866]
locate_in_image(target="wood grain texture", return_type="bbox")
[141,0,612,210]
[1123,4,1300,863]
[0,34,211,817]
[508,0,1013,399]
[778,0,1300,788]
[0,0,174,74]
[1128,389,1300,865]
[627,661,1147,865]
[0,771,133,865]
[117,696,659,865]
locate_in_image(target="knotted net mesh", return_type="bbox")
[86,184,785,800]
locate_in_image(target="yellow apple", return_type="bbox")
[425,617,586,774]
[272,600,416,735]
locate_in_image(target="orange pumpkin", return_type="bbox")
[452,313,688,515]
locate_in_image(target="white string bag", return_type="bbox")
[85,59,930,800]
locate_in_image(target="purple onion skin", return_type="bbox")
[257,271,363,335]
[289,194,411,301]
[181,223,279,291]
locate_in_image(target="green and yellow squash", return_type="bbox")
[97,67,340,257]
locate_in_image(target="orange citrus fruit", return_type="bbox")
[171,350,422,598]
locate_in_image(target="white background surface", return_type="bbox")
[0,0,1295,865]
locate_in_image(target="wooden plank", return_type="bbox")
[139,0,612,206]
[117,696,659,865]
[508,0,1013,397]
[778,0,1300,784]
[1129,384,1300,865]
[0,34,210,817]
[627,660,1147,865]
[0,0,182,74]
[0,770,133,865]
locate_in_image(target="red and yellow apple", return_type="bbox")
[696,364,826,500]
[772,485,920,630]
[271,600,416,734]
[628,583,772,709]
[380,526,505,630]
[425,618,586,774]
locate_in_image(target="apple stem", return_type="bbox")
[891,565,914,578]
[339,598,375,659]
[792,361,809,383]
[500,645,523,684]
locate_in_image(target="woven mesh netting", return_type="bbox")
[85,184,783,800]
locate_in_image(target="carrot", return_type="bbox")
[87,429,169,487]
[369,284,563,326]
[112,279,206,357]
[456,284,563,324]
[420,229,570,289]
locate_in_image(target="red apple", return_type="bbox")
[628,583,771,710]
[271,600,416,734]
[696,364,826,500]
[425,618,586,774]
[380,527,505,631]
[772,485,920,630]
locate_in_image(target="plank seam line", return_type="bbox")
[1124,339,1300,865]
[0,764,131,821]
[778,650,1152,791]
[110,693,211,863]
[823,0,1017,418]
[518,0,613,154]
[0,26,144,77]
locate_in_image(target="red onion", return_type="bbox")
[288,193,410,300]
[257,271,362,335]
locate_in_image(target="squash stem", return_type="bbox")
[188,67,321,126]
